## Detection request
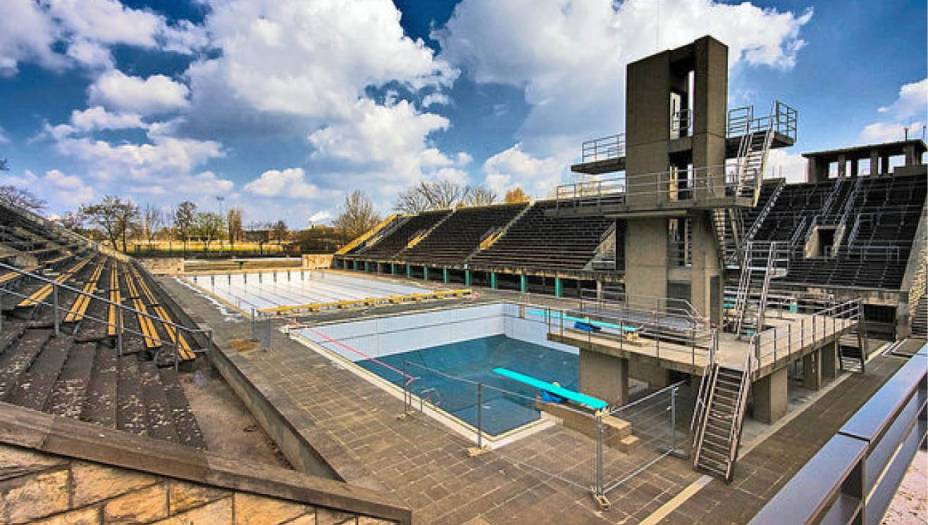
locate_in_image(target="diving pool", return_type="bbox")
[297,303,580,436]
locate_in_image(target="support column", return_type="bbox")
[803,349,822,390]
[364,261,370,272]
[423,267,429,281]
[821,340,839,382]
[579,349,628,406]
[406,264,411,278]
[753,367,788,424]
[443,268,449,284]
[850,158,859,177]
[555,277,563,298]
[837,154,847,178]
[352,260,358,271]
[596,280,604,300]
[465,270,472,286]
[490,272,497,289]
[870,151,880,176]
[390,263,396,275]
[520,274,527,294]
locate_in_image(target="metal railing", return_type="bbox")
[0,261,212,369]
[749,299,862,372]
[727,100,798,142]
[580,133,625,163]
[750,345,926,525]
[555,163,748,209]
[671,109,693,138]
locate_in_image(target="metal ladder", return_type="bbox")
[732,241,788,338]
[733,128,774,202]
[691,344,755,482]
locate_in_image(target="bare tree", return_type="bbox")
[80,196,140,252]
[248,221,272,255]
[504,187,530,203]
[460,186,497,207]
[271,220,289,244]
[57,211,85,232]
[334,190,379,240]
[394,180,473,213]
[0,185,46,212]
[174,201,197,255]
[142,203,164,245]
[227,208,243,250]
[194,212,225,253]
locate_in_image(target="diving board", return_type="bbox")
[492,367,608,411]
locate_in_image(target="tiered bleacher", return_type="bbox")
[0,204,205,448]
[348,209,451,260]
[749,173,926,290]
[401,203,528,265]
[468,200,615,272]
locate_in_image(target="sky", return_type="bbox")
[0,0,925,227]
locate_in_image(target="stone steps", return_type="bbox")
[4,335,73,411]
[46,342,96,419]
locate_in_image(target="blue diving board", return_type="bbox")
[526,308,637,333]
[492,367,608,411]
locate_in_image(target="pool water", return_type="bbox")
[357,334,579,436]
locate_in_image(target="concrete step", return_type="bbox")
[0,328,52,398]
[0,317,28,356]
[158,368,206,450]
[5,335,73,411]
[138,361,180,444]
[80,346,118,428]
[47,342,96,419]
[116,357,148,436]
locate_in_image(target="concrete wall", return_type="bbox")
[302,254,333,269]
[139,257,184,275]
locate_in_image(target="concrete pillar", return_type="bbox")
[629,360,671,388]
[390,263,396,275]
[752,367,788,424]
[423,267,429,281]
[364,261,370,272]
[490,272,497,289]
[850,158,859,177]
[596,280,604,300]
[579,349,628,406]
[352,260,358,271]
[520,274,527,294]
[821,340,839,382]
[837,154,847,178]
[869,151,880,176]
[465,270,472,287]
[554,277,563,298]
[406,264,411,278]
[803,349,822,390]
[443,268,449,284]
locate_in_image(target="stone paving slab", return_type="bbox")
[162,277,701,524]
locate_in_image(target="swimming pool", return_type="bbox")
[297,303,580,437]
[183,270,428,311]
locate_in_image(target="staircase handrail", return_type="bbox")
[0,261,212,367]
[725,343,756,481]
[690,328,718,437]
[744,179,786,245]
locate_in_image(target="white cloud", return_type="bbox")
[861,77,927,144]
[437,0,812,158]
[0,0,66,75]
[309,210,332,224]
[0,126,10,145]
[187,0,456,121]
[69,106,145,132]
[482,144,564,197]
[765,149,806,183]
[3,169,95,209]
[244,168,324,199]
[878,78,927,120]
[422,93,451,107]
[89,70,189,115]
[47,0,162,48]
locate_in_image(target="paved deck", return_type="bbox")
[658,353,907,524]
[162,277,702,524]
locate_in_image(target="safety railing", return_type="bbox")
[750,299,862,372]
[0,261,212,369]
[580,133,625,163]
[671,109,693,138]
[750,345,926,525]
[578,288,708,326]
[727,100,798,142]
[555,163,747,210]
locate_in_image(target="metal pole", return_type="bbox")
[117,311,124,356]
[403,360,409,415]
[670,386,677,455]
[251,308,256,339]
[476,383,483,449]
[595,415,605,500]
[53,283,60,336]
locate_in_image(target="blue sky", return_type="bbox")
[0,0,925,226]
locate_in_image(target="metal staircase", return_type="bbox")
[838,301,869,373]
[713,208,744,268]
[731,241,789,338]
[691,341,755,482]
[587,222,618,271]
[733,129,775,203]
[912,294,928,337]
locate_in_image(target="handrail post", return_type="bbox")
[476,383,483,450]
[116,310,124,357]
[53,283,60,336]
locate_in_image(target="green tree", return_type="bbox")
[80,196,140,252]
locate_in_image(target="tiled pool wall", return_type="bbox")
[300,303,577,361]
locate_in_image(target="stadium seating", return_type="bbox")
[467,200,615,271]
[0,204,206,449]
[400,203,529,265]
[351,209,452,260]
